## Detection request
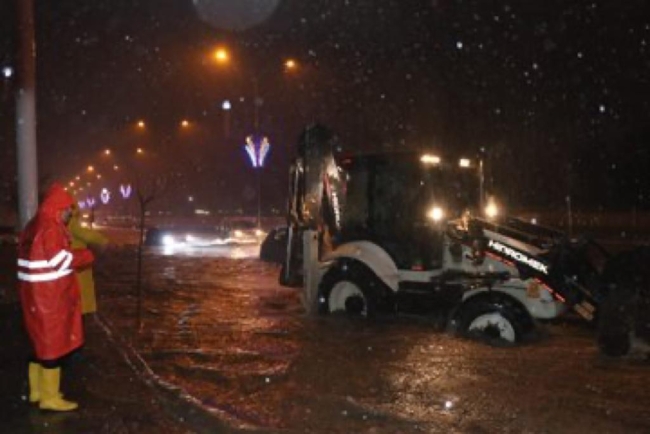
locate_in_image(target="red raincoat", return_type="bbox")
[17,184,94,360]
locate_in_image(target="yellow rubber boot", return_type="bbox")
[28,362,41,403]
[39,367,78,412]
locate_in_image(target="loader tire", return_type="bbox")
[318,260,389,319]
[457,294,533,345]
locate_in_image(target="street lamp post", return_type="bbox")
[252,77,261,131]
[222,99,232,137]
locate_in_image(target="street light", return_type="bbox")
[284,58,298,72]
[2,66,12,78]
[137,120,146,129]
[213,47,229,64]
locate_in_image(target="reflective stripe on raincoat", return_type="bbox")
[17,183,94,360]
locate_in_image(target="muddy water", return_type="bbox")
[95,246,650,433]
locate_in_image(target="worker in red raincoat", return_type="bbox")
[17,183,94,411]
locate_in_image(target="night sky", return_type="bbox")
[1,0,649,215]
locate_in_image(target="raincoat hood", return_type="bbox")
[40,183,74,221]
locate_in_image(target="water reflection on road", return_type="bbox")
[158,243,261,259]
[95,244,650,433]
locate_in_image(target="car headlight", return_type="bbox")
[162,234,176,246]
[233,230,244,238]
[427,205,445,222]
[255,229,265,237]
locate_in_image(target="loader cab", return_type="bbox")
[335,152,481,270]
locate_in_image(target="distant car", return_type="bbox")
[226,220,266,245]
[144,221,265,248]
[260,226,288,263]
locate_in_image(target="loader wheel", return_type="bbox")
[318,260,387,318]
[457,296,532,345]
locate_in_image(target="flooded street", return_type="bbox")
[94,243,650,433]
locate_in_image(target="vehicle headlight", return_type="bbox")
[185,234,195,242]
[427,205,445,222]
[484,199,499,219]
[233,230,244,238]
[420,154,441,165]
[162,234,176,246]
[255,229,265,237]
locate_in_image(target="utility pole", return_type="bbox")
[16,0,38,228]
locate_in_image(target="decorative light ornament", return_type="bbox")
[86,197,96,208]
[244,135,271,168]
[78,201,86,210]
[100,188,111,204]
[120,184,132,199]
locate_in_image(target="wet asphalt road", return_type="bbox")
[89,240,650,434]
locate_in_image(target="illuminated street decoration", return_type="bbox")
[100,188,111,204]
[120,184,132,199]
[86,197,96,208]
[78,201,86,209]
[244,135,271,168]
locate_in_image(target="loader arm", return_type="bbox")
[282,124,345,287]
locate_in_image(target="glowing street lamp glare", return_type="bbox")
[214,48,229,63]
[2,66,13,78]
